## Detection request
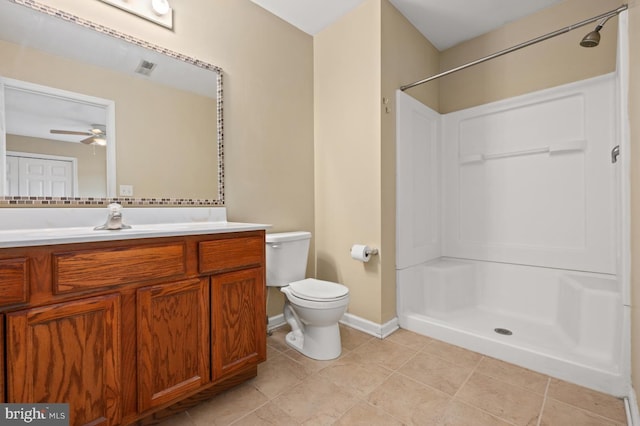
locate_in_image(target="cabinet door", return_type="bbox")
[137,278,209,412]
[7,294,121,426]
[0,314,4,403]
[211,267,266,381]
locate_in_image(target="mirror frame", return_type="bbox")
[0,0,224,207]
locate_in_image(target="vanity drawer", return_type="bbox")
[0,258,28,306]
[199,236,263,274]
[53,243,186,294]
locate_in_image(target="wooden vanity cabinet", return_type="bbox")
[6,294,122,426]
[211,267,266,381]
[199,236,267,381]
[0,230,266,426]
[0,257,28,306]
[136,278,210,412]
[0,314,4,403]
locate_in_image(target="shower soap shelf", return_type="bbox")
[459,139,586,164]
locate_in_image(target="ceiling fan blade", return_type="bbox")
[50,129,93,136]
[80,136,95,144]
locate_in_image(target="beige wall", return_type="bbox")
[381,1,439,112]
[313,0,438,324]
[629,0,640,412]
[436,0,619,113]
[380,0,439,322]
[314,0,382,322]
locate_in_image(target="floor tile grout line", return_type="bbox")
[449,357,522,426]
[360,398,410,425]
[417,341,484,371]
[332,395,371,425]
[449,399,520,426]
[388,369,456,402]
[535,377,551,426]
[466,365,550,397]
[183,410,197,426]
[226,398,271,426]
[451,355,482,399]
[391,345,422,372]
[543,395,629,425]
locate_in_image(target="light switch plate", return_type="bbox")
[119,185,134,197]
[98,0,173,29]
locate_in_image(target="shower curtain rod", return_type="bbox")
[400,4,628,91]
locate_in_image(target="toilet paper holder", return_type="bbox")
[349,247,378,256]
[350,245,379,263]
[365,247,379,256]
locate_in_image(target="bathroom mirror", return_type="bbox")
[0,0,223,205]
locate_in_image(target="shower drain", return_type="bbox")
[494,328,513,336]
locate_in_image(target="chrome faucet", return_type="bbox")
[94,203,132,230]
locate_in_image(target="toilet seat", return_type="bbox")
[288,278,349,302]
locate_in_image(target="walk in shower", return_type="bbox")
[395,7,630,396]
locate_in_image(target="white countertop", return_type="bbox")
[0,207,270,248]
[0,221,270,248]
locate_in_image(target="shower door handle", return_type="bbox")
[611,145,620,164]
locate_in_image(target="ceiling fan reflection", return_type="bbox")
[50,124,107,146]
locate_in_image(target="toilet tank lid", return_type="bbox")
[266,231,311,243]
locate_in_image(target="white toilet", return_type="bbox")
[266,231,350,360]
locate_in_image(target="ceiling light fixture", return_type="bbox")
[151,0,170,16]
[98,0,173,29]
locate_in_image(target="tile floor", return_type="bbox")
[157,325,628,426]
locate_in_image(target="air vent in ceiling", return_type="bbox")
[135,60,157,76]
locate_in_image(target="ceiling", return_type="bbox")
[250,0,564,50]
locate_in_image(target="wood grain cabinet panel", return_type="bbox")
[211,267,266,381]
[199,237,263,274]
[137,278,210,412]
[53,243,186,294]
[6,294,121,426]
[0,257,28,306]
[0,314,4,403]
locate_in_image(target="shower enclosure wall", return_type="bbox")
[395,72,629,396]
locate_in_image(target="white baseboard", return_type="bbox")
[268,312,400,339]
[340,313,399,339]
[268,313,286,331]
[627,387,640,425]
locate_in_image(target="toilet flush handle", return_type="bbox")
[267,243,280,249]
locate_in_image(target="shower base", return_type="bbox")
[397,257,627,396]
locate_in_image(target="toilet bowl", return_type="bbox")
[266,232,350,360]
[281,278,349,360]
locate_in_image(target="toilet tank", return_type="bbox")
[265,231,311,287]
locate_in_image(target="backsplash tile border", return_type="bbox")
[6,0,225,208]
[0,196,224,208]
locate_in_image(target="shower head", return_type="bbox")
[580,28,601,47]
[580,16,612,48]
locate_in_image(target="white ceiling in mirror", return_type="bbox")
[4,85,108,144]
[250,0,563,50]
